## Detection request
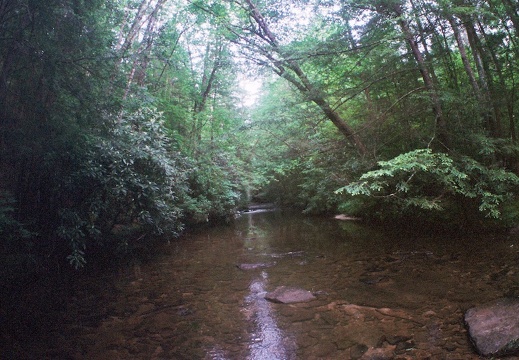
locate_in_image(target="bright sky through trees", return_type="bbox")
[238,75,263,107]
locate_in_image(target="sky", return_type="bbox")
[238,75,263,107]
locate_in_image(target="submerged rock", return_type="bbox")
[359,344,396,360]
[264,286,316,304]
[465,298,519,357]
[359,275,390,285]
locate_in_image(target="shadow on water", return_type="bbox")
[7,209,519,359]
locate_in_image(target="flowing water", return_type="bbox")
[11,210,519,359]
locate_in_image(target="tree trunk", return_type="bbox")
[241,0,368,155]
[135,0,167,86]
[501,0,519,34]
[115,0,152,57]
[117,0,166,122]
[390,3,449,149]
[448,15,481,96]
[463,17,501,136]
[189,41,224,145]
[409,0,440,85]
[194,43,223,114]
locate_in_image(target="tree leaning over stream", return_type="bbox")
[210,0,519,224]
[191,0,368,155]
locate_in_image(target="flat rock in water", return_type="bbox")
[465,298,519,357]
[265,286,316,304]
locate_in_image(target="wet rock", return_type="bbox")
[384,335,413,346]
[335,337,356,351]
[380,335,415,354]
[360,345,396,360]
[318,311,340,326]
[422,310,437,318]
[280,307,315,322]
[365,264,386,272]
[350,343,368,359]
[312,290,329,297]
[360,275,390,285]
[444,342,457,351]
[246,203,276,211]
[176,306,194,316]
[383,255,400,263]
[465,298,519,357]
[312,341,337,358]
[264,286,316,304]
[267,250,305,258]
[395,339,415,353]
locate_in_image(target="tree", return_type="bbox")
[231,0,519,225]
[193,0,368,155]
[0,0,192,269]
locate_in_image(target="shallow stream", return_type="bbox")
[14,210,519,359]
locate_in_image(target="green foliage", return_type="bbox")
[182,150,245,224]
[337,149,519,221]
[59,107,188,267]
[58,209,88,269]
[245,74,367,212]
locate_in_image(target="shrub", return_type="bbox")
[337,149,519,226]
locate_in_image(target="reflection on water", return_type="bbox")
[242,212,296,360]
[245,271,295,360]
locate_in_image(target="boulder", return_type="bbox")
[264,286,316,304]
[465,298,519,357]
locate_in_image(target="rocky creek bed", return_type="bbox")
[4,210,519,359]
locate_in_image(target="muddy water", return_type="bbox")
[34,211,519,359]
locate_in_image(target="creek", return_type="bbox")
[12,210,519,359]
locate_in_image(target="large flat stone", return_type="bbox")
[465,298,519,357]
[264,286,316,304]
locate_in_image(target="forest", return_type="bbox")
[1,0,519,278]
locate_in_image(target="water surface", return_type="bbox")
[35,210,519,359]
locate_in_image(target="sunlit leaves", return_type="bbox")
[337,149,519,218]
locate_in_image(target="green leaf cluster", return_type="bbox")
[57,107,188,268]
[337,149,519,220]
